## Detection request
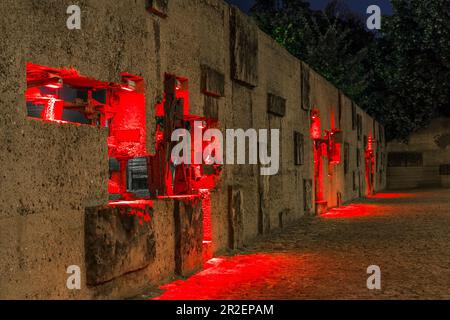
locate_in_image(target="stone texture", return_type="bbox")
[203,95,219,120]
[294,131,304,165]
[174,200,204,277]
[85,205,156,285]
[228,187,244,249]
[230,6,258,87]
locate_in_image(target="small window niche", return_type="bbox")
[439,164,450,176]
[356,148,361,168]
[344,142,350,175]
[357,114,363,141]
[294,131,304,166]
[388,152,423,167]
[25,63,145,129]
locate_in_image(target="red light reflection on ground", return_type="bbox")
[368,192,417,199]
[323,192,422,219]
[322,204,380,219]
[153,253,310,300]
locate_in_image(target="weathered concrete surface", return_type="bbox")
[0,0,154,299]
[85,205,155,286]
[201,64,225,98]
[0,0,385,299]
[230,6,259,87]
[153,189,450,300]
[86,199,176,300]
[267,93,286,117]
[174,200,203,277]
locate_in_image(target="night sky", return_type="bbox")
[225,0,393,16]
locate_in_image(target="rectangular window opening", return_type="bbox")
[294,131,304,166]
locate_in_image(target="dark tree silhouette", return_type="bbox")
[251,0,450,141]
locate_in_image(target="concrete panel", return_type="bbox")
[201,64,225,97]
[174,200,203,277]
[267,93,287,117]
[85,205,156,286]
[230,6,258,87]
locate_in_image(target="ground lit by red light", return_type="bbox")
[368,192,417,199]
[323,192,421,219]
[322,204,380,219]
[152,253,311,300]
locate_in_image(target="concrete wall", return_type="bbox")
[308,68,387,208]
[387,117,450,189]
[0,0,386,299]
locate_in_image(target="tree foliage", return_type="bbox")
[251,0,450,141]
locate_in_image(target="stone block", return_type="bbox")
[85,204,155,286]
[174,200,203,277]
[204,95,219,120]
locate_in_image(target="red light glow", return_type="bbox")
[323,204,381,219]
[365,135,375,195]
[153,253,311,300]
[119,85,135,92]
[156,195,199,200]
[201,190,212,242]
[45,83,62,89]
[368,192,417,199]
[310,109,321,140]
